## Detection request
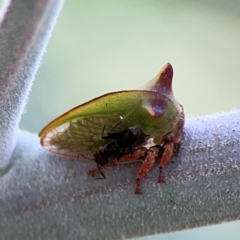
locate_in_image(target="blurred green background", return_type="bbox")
[19,1,240,239]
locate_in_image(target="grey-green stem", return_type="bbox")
[0,0,240,239]
[1,110,240,239]
[0,0,64,168]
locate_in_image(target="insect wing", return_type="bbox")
[39,114,136,160]
[39,90,153,160]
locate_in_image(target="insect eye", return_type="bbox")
[151,106,164,117]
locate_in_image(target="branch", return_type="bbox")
[0,0,64,168]
[0,1,239,239]
[1,110,240,239]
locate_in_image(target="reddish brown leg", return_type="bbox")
[158,108,185,183]
[119,147,147,163]
[146,104,184,185]
[158,131,174,183]
[135,146,159,194]
[158,142,174,183]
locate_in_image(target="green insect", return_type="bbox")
[39,63,185,194]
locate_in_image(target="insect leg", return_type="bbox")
[158,142,174,183]
[88,164,106,179]
[119,147,147,163]
[158,109,184,183]
[77,153,105,178]
[135,146,159,194]
[96,164,106,179]
[158,132,174,183]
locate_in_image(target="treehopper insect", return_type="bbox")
[39,63,185,194]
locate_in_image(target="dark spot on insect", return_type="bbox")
[94,142,120,166]
[93,126,146,179]
[102,126,144,160]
